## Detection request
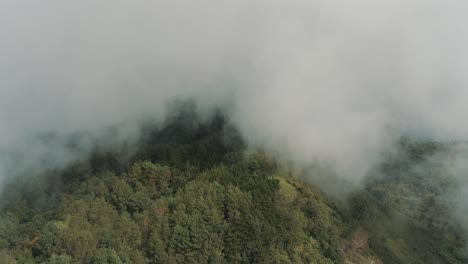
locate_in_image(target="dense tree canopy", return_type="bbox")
[0,113,466,263]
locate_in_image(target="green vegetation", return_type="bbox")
[350,141,468,264]
[0,113,466,263]
[0,114,351,263]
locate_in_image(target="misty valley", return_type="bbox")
[0,111,466,264]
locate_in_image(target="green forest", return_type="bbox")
[0,112,467,264]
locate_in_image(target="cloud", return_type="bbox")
[0,0,467,190]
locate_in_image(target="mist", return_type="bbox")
[1,0,468,197]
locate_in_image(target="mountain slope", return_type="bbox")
[0,115,466,263]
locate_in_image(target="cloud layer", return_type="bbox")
[1,0,468,188]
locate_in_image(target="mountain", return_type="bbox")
[0,114,466,264]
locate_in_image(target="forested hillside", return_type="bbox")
[350,141,468,264]
[0,112,466,263]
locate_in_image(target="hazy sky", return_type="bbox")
[1,0,468,188]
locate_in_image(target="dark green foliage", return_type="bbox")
[0,156,344,263]
[0,115,345,263]
[1,115,465,263]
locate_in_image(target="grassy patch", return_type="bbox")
[273,172,298,202]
